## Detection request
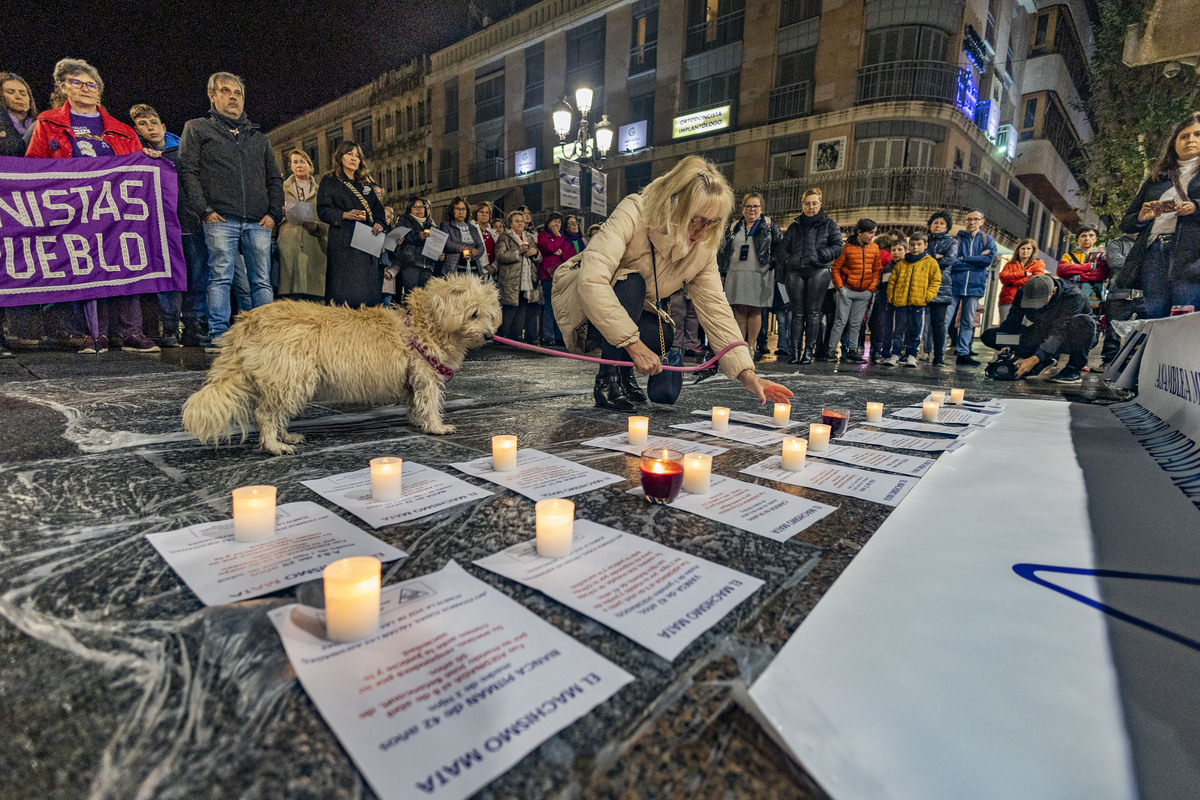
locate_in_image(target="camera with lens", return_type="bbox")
[985,349,1020,381]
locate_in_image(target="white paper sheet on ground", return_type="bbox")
[689,409,802,429]
[742,457,917,506]
[809,444,935,477]
[864,417,981,437]
[450,448,624,502]
[838,428,963,452]
[285,200,315,223]
[581,433,727,457]
[269,562,632,800]
[383,226,410,252]
[351,221,386,256]
[474,521,763,661]
[893,406,994,425]
[670,420,787,447]
[147,501,406,606]
[746,400,1135,800]
[627,474,836,541]
[421,226,449,259]
[923,394,1003,413]
[302,463,493,528]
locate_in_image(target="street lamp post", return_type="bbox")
[553,86,614,167]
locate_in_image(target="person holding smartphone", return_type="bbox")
[718,192,783,359]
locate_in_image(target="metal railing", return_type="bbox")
[739,168,1029,243]
[779,0,821,26]
[767,81,813,123]
[685,9,745,56]
[468,157,505,185]
[630,42,658,75]
[475,96,505,123]
[854,60,966,106]
[437,168,457,192]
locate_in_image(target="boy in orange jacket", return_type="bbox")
[825,218,883,362]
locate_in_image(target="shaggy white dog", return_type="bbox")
[182,274,501,455]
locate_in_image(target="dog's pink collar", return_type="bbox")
[404,315,454,382]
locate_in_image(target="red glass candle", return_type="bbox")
[639,448,684,504]
[821,407,850,437]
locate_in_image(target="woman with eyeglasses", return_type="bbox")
[439,196,485,275]
[552,156,793,410]
[718,192,783,359]
[777,188,844,364]
[397,195,438,295]
[26,58,161,355]
[317,140,387,307]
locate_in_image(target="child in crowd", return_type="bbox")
[868,237,902,364]
[885,232,941,367]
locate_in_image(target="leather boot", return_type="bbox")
[594,365,635,411]
[619,367,647,403]
[799,348,814,365]
[787,327,804,364]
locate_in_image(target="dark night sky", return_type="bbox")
[8,1,527,133]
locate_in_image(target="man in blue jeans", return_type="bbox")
[179,72,283,352]
[949,210,996,366]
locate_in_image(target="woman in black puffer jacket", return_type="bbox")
[777,188,843,363]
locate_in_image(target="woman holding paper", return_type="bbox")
[397,195,438,294]
[496,209,543,343]
[278,150,328,302]
[317,141,387,307]
[551,155,794,410]
[439,197,486,275]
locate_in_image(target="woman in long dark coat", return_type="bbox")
[317,141,387,307]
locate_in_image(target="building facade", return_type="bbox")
[269,0,1098,260]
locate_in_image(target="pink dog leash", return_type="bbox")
[491,335,749,371]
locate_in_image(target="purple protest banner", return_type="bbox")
[0,154,186,307]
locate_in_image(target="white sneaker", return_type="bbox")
[905,355,918,367]
[883,355,900,366]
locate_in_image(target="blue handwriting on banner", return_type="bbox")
[1111,403,1200,511]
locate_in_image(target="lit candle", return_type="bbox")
[930,390,946,406]
[865,402,884,423]
[232,485,276,542]
[492,435,517,472]
[922,400,940,422]
[369,457,403,501]
[782,437,808,471]
[639,448,685,503]
[682,453,712,494]
[711,406,730,431]
[950,388,965,405]
[809,423,831,452]
[323,556,382,642]
[535,498,575,557]
[628,415,649,446]
[773,402,791,425]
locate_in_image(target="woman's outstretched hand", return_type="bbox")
[738,370,794,404]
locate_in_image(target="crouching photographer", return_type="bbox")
[980,275,1098,384]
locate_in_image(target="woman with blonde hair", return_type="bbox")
[552,155,793,410]
[278,149,328,301]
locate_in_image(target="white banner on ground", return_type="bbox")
[1134,312,1200,444]
[475,521,763,661]
[559,159,581,209]
[269,562,632,800]
[590,167,607,216]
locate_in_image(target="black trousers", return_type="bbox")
[785,268,831,354]
[598,272,674,363]
[981,314,1098,369]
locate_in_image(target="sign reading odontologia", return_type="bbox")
[0,154,186,306]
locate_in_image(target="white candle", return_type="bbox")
[930,390,946,406]
[628,416,649,446]
[323,556,381,642]
[682,453,712,494]
[922,400,940,422]
[782,437,808,471]
[808,423,831,452]
[370,457,403,501]
[773,403,791,425]
[865,402,884,423]
[711,406,730,431]
[950,388,965,405]
[492,435,517,472]
[232,485,276,542]
[535,498,575,557]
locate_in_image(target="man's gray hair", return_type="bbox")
[53,58,104,95]
[207,72,246,96]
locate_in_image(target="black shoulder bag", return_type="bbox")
[646,243,684,404]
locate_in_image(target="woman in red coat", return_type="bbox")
[26,58,160,354]
[536,212,575,345]
[997,238,1045,321]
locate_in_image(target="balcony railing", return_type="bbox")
[437,168,457,192]
[685,9,745,56]
[855,60,966,106]
[475,96,505,124]
[779,0,820,26]
[630,42,658,75]
[767,81,813,123]
[739,168,1029,243]
[524,81,544,109]
[468,157,505,185]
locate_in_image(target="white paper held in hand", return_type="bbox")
[422,227,449,260]
[350,222,385,256]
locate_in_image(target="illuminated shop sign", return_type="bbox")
[671,106,731,140]
[514,147,537,176]
[619,120,648,151]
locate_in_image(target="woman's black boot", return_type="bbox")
[594,365,635,411]
[619,367,647,403]
[799,348,814,365]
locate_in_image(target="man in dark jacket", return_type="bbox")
[179,72,283,350]
[980,275,1098,384]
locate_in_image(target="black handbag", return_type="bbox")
[646,243,684,404]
